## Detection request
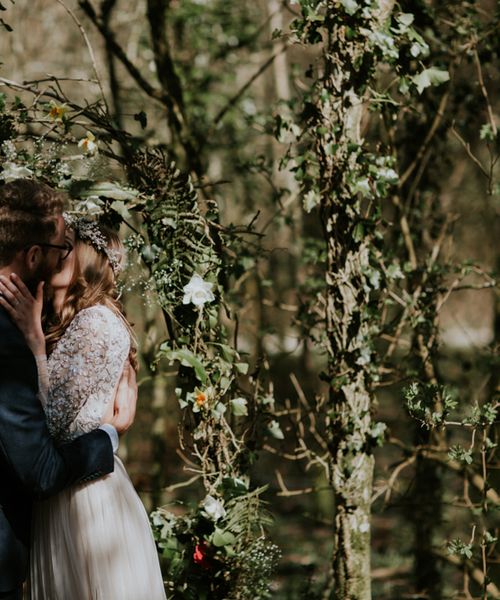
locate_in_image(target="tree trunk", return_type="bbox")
[310,3,395,597]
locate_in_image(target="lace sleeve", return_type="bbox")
[34,354,49,408]
[46,305,130,441]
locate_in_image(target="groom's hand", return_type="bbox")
[102,362,138,435]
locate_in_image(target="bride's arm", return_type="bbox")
[46,307,131,438]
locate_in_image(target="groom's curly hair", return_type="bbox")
[0,179,65,266]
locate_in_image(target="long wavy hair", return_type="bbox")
[44,226,138,371]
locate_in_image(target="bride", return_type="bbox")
[0,215,166,599]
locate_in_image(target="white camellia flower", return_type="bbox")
[182,274,215,307]
[0,162,34,182]
[78,131,99,156]
[202,495,226,521]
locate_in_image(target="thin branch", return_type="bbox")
[391,194,417,269]
[212,44,288,127]
[473,48,497,137]
[399,88,450,187]
[274,469,316,496]
[163,474,202,493]
[77,1,166,105]
[383,455,416,504]
[433,549,500,599]
[56,0,109,111]
[451,125,490,179]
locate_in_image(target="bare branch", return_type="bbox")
[56,0,109,110]
[212,44,288,127]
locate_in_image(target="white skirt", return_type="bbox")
[29,457,166,600]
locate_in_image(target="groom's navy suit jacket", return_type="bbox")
[0,307,115,592]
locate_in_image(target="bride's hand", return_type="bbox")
[0,273,46,356]
[102,362,138,435]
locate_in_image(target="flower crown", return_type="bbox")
[63,213,123,275]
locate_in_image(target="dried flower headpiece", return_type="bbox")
[63,213,123,275]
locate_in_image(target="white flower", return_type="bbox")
[182,274,215,307]
[230,397,248,416]
[202,495,226,521]
[1,141,17,161]
[0,162,33,182]
[268,420,284,440]
[78,131,99,156]
[377,167,399,183]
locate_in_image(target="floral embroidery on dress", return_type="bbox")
[45,305,130,442]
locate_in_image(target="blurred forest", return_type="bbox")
[0,1,499,599]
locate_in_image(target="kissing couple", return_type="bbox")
[0,179,166,599]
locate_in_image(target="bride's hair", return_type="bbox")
[44,226,138,370]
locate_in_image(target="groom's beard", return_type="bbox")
[24,256,58,295]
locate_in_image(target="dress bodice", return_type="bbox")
[43,305,130,442]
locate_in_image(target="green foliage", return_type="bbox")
[1,0,499,596]
[404,382,458,429]
[0,75,280,597]
[151,483,278,599]
[447,538,473,560]
[448,445,473,466]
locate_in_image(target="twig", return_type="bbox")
[383,455,416,504]
[55,0,109,111]
[399,88,450,187]
[163,474,202,493]
[23,76,98,85]
[432,549,500,599]
[212,44,288,127]
[391,194,417,269]
[274,469,315,496]
[473,48,497,137]
[451,125,490,179]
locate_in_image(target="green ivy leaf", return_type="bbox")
[212,528,236,547]
[163,348,208,385]
[230,397,248,416]
[412,68,450,94]
[303,188,320,213]
[480,123,496,141]
[340,0,359,15]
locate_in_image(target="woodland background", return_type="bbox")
[0,1,498,599]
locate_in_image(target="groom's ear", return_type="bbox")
[23,245,44,274]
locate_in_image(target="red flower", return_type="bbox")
[193,542,211,569]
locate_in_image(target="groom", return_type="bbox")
[0,179,136,600]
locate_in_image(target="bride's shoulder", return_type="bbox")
[69,304,128,336]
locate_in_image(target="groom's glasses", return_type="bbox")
[25,242,74,260]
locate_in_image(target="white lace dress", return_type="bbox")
[28,305,166,600]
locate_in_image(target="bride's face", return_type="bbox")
[50,229,76,292]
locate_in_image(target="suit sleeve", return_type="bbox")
[0,355,114,499]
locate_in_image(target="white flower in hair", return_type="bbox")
[63,213,123,275]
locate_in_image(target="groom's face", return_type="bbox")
[25,215,67,290]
